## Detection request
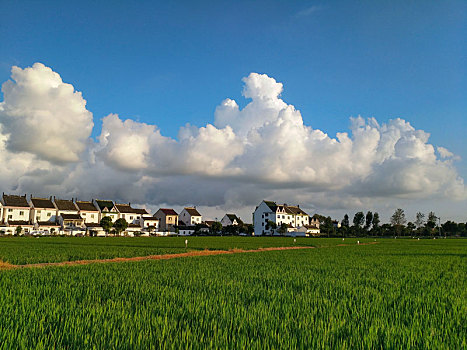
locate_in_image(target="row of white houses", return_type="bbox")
[0,193,245,236]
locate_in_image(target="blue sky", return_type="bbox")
[0,0,466,221]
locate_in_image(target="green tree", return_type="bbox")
[278,222,288,236]
[426,212,437,233]
[210,221,222,235]
[372,212,380,236]
[113,218,128,236]
[244,224,254,236]
[341,214,349,228]
[415,212,425,234]
[100,216,113,237]
[265,220,277,235]
[406,222,416,236]
[353,212,365,236]
[15,226,22,236]
[365,211,373,231]
[390,208,406,237]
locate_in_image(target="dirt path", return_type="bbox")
[0,246,314,270]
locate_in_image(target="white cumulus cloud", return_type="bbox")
[0,64,465,221]
[0,63,93,163]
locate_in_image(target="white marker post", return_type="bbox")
[185,239,188,248]
[357,240,360,245]
[294,238,296,244]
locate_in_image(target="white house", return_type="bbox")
[221,214,243,227]
[30,197,57,224]
[253,200,312,236]
[115,203,140,224]
[140,216,160,233]
[1,194,31,223]
[93,199,119,223]
[1,194,32,235]
[75,200,100,224]
[29,197,60,235]
[53,198,84,235]
[179,207,202,226]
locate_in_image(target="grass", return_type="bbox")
[0,236,328,265]
[0,238,465,348]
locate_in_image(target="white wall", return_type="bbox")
[30,208,57,223]
[4,207,30,222]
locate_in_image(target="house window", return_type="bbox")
[91,214,94,218]
[8,215,12,220]
[8,209,12,212]
[20,211,24,216]
[47,213,51,217]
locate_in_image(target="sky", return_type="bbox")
[0,0,466,223]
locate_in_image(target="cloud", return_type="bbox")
[0,63,93,163]
[0,63,465,221]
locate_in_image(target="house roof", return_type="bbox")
[158,208,178,216]
[75,201,98,211]
[2,194,30,207]
[60,213,83,220]
[54,199,78,211]
[142,217,159,221]
[263,200,277,211]
[31,197,55,209]
[184,207,201,216]
[286,206,308,216]
[128,223,141,228]
[37,221,60,227]
[115,203,139,214]
[7,220,32,226]
[226,214,243,225]
[85,223,102,228]
[95,200,115,211]
[204,220,216,227]
[134,208,149,215]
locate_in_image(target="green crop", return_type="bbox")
[0,239,465,349]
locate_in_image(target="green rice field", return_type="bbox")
[0,238,465,348]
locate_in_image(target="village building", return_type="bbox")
[93,199,119,222]
[154,208,178,231]
[115,203,140,224]
[75,200,100,224]
[0,194,33,235]
[140,216,160,233]
[29,197,57,223]
[221,214,243,227]
[29,196,60,235]
[53,198,84,235]
[179,207,202,226]
[253,200,316,236]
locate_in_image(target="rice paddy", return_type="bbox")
[0,238,465,348]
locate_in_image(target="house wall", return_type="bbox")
[30,208,57,223]
[119,213,138,224]
[4,207,31,222]
[80,211,99,224]
[179,209,201,225]
[100,212,118,223]
[141,218,159,229]
[220,215,232,227]
[253,201,274,236]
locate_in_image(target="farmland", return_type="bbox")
[0,238,465,348]
[0,236,322,265]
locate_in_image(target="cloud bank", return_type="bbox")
[0,64,465,219]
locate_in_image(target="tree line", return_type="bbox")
[314,209,467,238]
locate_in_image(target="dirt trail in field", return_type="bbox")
[0,242,381,270]
[0,246,314,270]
